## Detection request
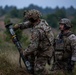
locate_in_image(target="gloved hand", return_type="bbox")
[13,24,20,30]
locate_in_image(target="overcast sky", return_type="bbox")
[0,0,76,8]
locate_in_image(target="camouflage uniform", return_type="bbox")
[53,18,76,75]
[14,9,54,75]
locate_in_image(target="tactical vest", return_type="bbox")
[54,32,73,60]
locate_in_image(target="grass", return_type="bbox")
[0,30,76,75]
[0,31,30,75]
[0,43,30,75]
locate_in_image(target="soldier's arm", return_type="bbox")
[69,34,76,61]
[14,21,32,30]
[23,30,39,56]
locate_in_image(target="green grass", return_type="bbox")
[0,31,30,75]
[0,31,76,75]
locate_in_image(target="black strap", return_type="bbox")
[66,32,73,37]
[19,54,22,68]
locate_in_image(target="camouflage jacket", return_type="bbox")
[55,31,76,61]
[18,19,54,57]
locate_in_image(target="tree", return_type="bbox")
[71,17,76,33]
[55,9,66,18]
[46,14,58,28]
[0,6,5,16]
[9,7,19,18]
[66,6,76,16]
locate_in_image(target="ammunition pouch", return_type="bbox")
[54,39,64,61]
[54,39,64,51]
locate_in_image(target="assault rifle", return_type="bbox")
[5,23,33,74]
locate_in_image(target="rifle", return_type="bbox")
[5,23,33,74]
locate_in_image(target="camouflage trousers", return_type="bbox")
[34,56,50,75]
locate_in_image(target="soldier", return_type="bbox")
[14,9,54,75]
[52,18,76,75]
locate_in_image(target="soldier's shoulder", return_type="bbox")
[68,34,76,40]
[41,19,49,25]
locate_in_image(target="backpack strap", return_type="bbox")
[65,32,74,37]
[36,28,51,46]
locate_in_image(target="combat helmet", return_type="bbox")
[59,18,72,28]
[24,9,41,21]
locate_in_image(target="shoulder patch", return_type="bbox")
[68,34,76,40]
